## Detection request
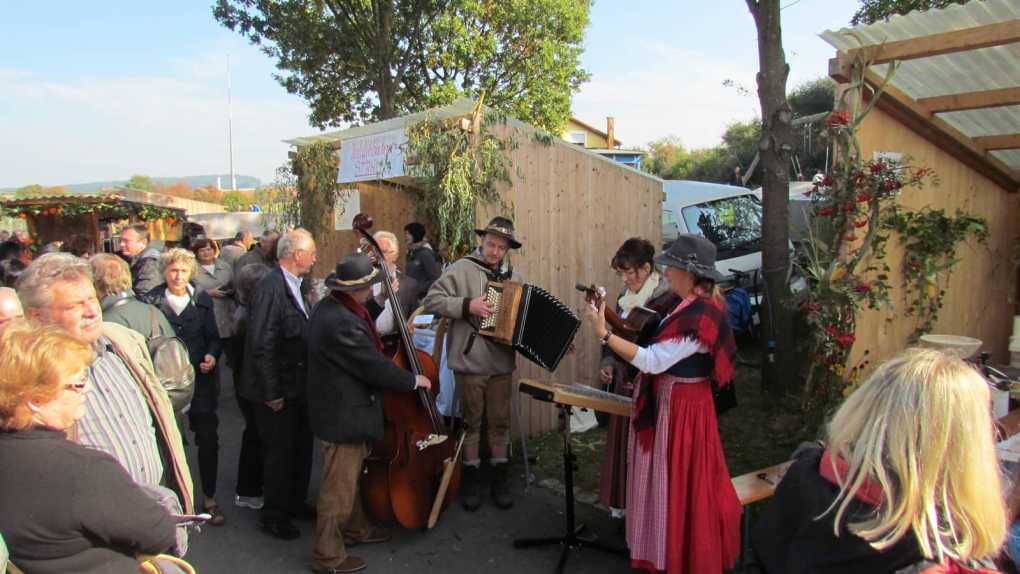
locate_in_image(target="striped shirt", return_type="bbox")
[77,337,164,486]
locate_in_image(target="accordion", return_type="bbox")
[479,281,580,372]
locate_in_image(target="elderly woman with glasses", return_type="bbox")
[0,323,176,573]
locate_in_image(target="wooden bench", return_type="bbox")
[731,460,794,570]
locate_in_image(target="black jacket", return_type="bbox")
[129,247,162,296]
[306,294,416,444]
[751,445,923,574]
[404,243,441,301]
[0,428,176,574]
[143,284,222,370]
[239,267,311,403]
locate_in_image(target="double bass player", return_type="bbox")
[307,254,431,574]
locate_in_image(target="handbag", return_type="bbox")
[147,307,195,413]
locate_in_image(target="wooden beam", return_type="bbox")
[861,69,1020,193]
[851,20,1020,65]
[973,134,1020,151]
[917,87,1020,113]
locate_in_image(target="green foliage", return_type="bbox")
[850,0,968,25]
[125,175,153,192]
[291,144,336,243]
[882,207,988,339]
[14,184,61,198]
[788,78,836,118]
[213,0,591,133]
[640,122,761,186]
[404,109,515,256]
[263,163,302,232]
[221,190,250,212]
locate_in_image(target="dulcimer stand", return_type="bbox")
[512,402,625,573]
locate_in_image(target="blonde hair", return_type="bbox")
[0,321,94,430]
[159,247,196,275]
[824,347,1006,561]
[90,253,132,299]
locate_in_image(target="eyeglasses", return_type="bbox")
[64,372,88,393]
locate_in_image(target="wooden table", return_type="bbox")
[731,460,794,506]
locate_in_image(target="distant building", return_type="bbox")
[560,116,645,170]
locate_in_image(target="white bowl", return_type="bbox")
[919,334,983,359]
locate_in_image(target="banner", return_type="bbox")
[333,188,360,230]
[337,129,407,183]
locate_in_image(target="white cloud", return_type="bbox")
[0,54,319,188]
[571,40,761,151]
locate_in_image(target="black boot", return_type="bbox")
[460,464,482,511]
[490,462,514,510]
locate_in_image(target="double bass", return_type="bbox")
[353,214,462,530]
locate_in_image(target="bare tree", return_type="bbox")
[746,0,796,394]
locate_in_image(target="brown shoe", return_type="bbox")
[344,527,392,546]
[311,556,366,574]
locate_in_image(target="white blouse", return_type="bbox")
[630,337,708,375]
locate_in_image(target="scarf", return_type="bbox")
[818,450,998,574]
[632,293,736,440]
[618,271,660,316]
[334,291,384,352]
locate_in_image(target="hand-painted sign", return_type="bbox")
[337,129,407,183]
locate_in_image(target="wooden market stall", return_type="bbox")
[288,98,664,436]
[822,0,1020,367]
[0,191,186,255]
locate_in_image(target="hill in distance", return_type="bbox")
[2,174,262,194]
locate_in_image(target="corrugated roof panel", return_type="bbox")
[821,0,1020,174]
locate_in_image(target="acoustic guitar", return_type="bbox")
[576,283,661,345]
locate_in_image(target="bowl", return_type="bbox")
[919,334,983,359]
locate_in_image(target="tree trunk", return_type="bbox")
[375,0,397,119]
[746,0,796,396]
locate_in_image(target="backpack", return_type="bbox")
[147,307,195,413]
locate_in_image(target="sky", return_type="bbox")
[0,0,862,189]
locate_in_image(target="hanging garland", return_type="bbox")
[403,98,517,257]
[0,201,182,225]
[883,207,988,340]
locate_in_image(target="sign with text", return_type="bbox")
[337,129,407,183]
[334,188,361,230]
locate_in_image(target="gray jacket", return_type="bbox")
[423,251,520,375]
[192,258,236,338]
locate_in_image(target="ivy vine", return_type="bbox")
[290,143,336,239]
[883,207,988,340]
[404,100,517,256]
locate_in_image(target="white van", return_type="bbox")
[662,180,763,282]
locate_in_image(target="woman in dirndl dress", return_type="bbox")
[585,234,742,574]
[598,238,676,514]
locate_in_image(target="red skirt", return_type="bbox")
[628,379,742,574]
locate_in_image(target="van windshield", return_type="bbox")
[680,194,762,259]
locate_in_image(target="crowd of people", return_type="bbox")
[0,218,1016,574]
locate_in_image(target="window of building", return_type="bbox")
[566,131,587,146]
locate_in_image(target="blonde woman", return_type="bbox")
[144,248,224,525]
[0,323,176,573]
[752,348,1007,573]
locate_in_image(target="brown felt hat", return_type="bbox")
[474,216,522,249]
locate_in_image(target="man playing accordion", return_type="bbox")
[423,216,522,512]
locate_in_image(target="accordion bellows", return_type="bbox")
[479,281,580,371]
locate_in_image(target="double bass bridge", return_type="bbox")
[416,433,449,451]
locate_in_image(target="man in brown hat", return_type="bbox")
[308,253,431,574]
[423,216,522,511]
